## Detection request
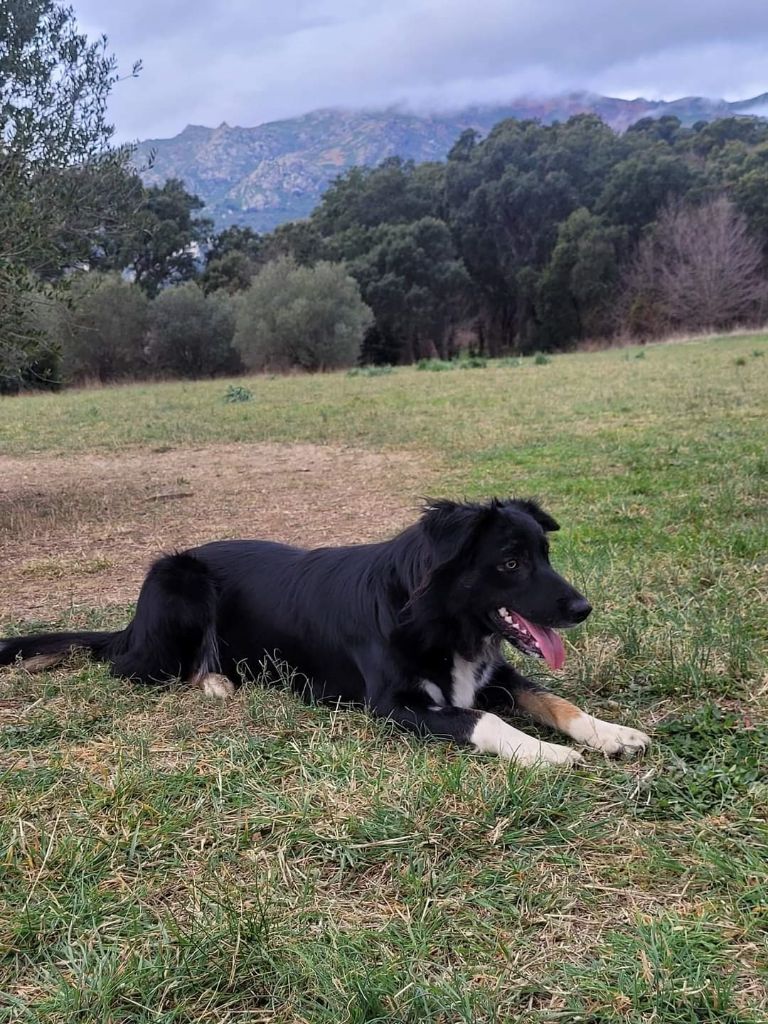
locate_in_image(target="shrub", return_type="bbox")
[224,384,253,403]
[148,282,240,378]
[346,365,395,377]
[0,278,62,394]
[416,358,454,371]
[457,354,488,369]
[234,258,372,372]
[60,273,148,383]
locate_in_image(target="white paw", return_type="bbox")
[198,673,236,699]
[515,740,584,768]
[471,713,582,768]
[576,717,651,757]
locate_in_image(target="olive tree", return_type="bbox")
[0,0,140,385]
[59,273,148,382]
[147,282,240,378]
[234,258,372,371]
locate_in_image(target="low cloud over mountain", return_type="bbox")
[133,92,768,232]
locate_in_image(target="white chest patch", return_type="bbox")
[450,654,494,708]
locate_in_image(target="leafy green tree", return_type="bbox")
[201,250,255,295]
[201,225,262,293]
[445,116,627,351]
[114,179,212,298]
[447,123,575,351]
[148,282,240,377]
[723,143,768,256]
[234,258,372,371]
[688,117,768,158]
[0,272,61,392]
[313,157,444,236]
[206,226,262,264]
[596,149,699,237]
[309,156,468,361]
[626,115,683,145]
[0,0,140,384]
[350,217,471,362]
[537,209,627,345]
[536,115,626,208]
[680,119,768,255]
[59,273,148,382]
[259,221,324,267]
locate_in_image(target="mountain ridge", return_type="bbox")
[133,91,768,232]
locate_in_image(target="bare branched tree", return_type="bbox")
[622,197,767,338]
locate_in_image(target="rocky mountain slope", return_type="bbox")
[133,92,768,232]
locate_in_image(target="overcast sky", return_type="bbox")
[74,0,768,142]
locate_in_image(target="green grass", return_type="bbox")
[1,333,767,1021]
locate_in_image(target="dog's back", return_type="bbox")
[190,538,396,699]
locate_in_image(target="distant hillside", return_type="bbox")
[133,92,768,232]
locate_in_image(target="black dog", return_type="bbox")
[0,498,650,765]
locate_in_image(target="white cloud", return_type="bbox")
[72,0,768,140]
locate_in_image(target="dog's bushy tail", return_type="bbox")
[110,552,220,685]
[0,630,120,672]
[1,551,221,685]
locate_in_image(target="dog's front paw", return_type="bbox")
[472,715,583,767]
[515,740,584,768]
[580,718,651,757]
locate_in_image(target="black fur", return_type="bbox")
[1,498,591,749]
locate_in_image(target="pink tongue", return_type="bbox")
[512,612,566,671]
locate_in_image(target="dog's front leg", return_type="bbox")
[477,663,650,757]
[375,701,583,767]
[356,652,580,767]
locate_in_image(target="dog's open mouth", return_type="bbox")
[496,607,566,670]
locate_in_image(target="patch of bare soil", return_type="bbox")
[0,443,433,622]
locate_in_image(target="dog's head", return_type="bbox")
[418,498,591,669]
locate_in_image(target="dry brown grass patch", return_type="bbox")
[1,441,433,621]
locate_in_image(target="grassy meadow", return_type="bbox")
[1,333,767,1022]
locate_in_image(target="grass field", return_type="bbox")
[1,333,767,1022]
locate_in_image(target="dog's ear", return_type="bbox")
[420,499,496,565]
[512,498,560,532]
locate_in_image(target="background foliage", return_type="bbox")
[2,4,768,387]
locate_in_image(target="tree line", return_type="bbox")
[286,114,768,362]
[3,2,768,391]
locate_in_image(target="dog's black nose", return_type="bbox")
[567,597,592,623]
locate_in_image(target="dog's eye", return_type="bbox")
[501,559,518,572]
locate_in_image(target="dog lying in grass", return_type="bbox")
[1,498,650,766]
